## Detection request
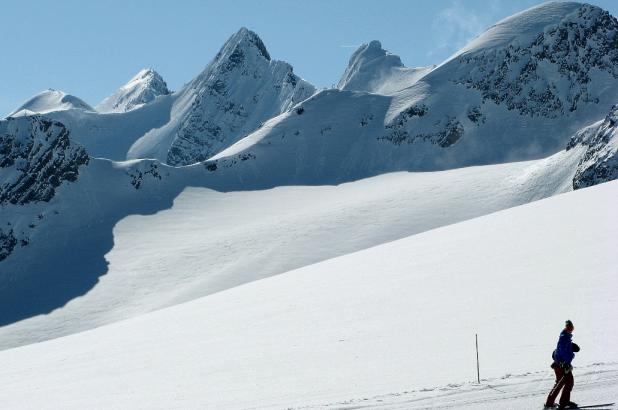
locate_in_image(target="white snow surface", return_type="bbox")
[7,89,94,117]
[0,145,585,350]
[0,179,616,409]
[96,68,171,113]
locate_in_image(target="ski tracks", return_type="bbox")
[296,363,618,410]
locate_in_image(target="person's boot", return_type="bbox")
[558,402,578,409]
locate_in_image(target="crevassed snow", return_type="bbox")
[7,89,94,117]
[0,179,615,410]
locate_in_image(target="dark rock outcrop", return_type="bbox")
[0,116,89,205]
[455,5,618,118]
[568,104,618,189]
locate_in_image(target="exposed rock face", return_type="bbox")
[96,68,171,113]
[0,228,17,261]
[569,104,618,189]
[0,116,89,205]
[454,4,618,118]
[166,28,315,165]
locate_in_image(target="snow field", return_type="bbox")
[0,180,615,409]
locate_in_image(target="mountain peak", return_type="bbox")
[451,1,602,59]
[213,27,271,67]
[351,41,403,68]
[131,68,160,81]
[233,27,270,60]
[96,68,171,113]
[338,41,432,94]
[129,27,315,166]
[8,89,93,117]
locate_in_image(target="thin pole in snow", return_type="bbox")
[476,333,480,384]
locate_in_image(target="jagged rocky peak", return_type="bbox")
[447,1,618,118]
[8,89,94,117]
[214,26,271,66]
[96,68,171,113]
[138,27,316,166]
[338,40,433,95]
[568,104,618,189]
[0,116,89,206]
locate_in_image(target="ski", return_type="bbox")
[577,404,615,409]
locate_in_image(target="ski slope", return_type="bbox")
[0,179,615,409]
[0,146,584,351]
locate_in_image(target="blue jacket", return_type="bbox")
[553,330,574,364]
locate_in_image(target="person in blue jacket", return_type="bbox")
[545,320,580,409]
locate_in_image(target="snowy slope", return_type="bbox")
[127,27,315,165]
[2,0,618,356]
[0,180,615,409]
[0,139,586,350]
[7,89,94,117]
[337,40,433,95]
[41,95,174,160]
[96,68,171,113]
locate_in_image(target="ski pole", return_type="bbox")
[547,371,567,400]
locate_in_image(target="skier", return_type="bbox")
[544,320,580,409]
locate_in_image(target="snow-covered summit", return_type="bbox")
[96,68,171,113]
[7,89,94,118]
[127,27,315,165]
[337,40,433,95]
[449,1,585,59]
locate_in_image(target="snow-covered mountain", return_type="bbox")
[212,2,618,178]
[0,179,615,409]
[7,89,94,117]
[127,27,315,165]
[2,0,618,357]
[2,29,314,166]
[337,40,433,95]
[96,68,171,113]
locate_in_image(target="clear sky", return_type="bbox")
[2,0,618,116]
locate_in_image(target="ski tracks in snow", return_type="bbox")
[297,363,618,410]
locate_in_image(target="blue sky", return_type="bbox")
[1,0,618,116]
